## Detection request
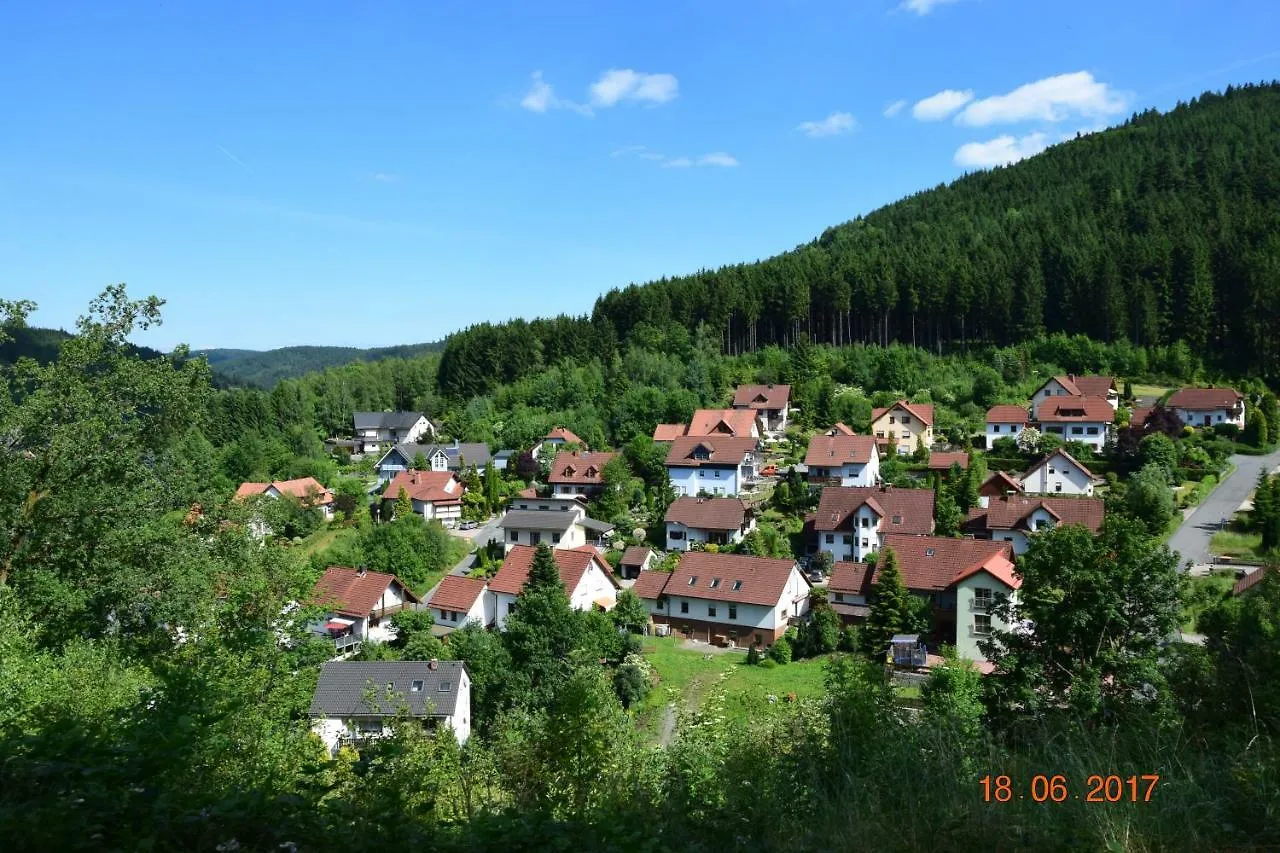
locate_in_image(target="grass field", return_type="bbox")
[1209,528,1263,558]
[1130,384,1174,403]
[296,524,358,557]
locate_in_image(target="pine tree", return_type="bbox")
[395,486,413,520]
[863,548,915,660]
[501,544,582,706]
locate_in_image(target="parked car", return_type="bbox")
[460,519,479,530]
[760,464,778,477]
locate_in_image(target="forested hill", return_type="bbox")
[436,82,1280,399]
[0,325,165,366]
[196,341,443,387]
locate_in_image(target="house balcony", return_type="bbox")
[371,602,414,620]
[333,634,362,655]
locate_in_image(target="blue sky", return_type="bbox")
[3,0,1278,351]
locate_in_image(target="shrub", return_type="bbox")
[757,658,778,669]
[746,645,761,665]
[768,635,793,665]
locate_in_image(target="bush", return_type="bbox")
[1212,423,1241,440]
[746,645,761,665]
[767,635,793,665]
[757,658,778,669]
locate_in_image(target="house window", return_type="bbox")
[861,538,869,547]
[655,599,664,609]
[507,603,516,615]
[530,532,541,545]
[889,416,895,424]
[710,578,721,589]
[1087,427,1099,435]
[834,593,844,602]
[439,681,451,692]
[843,535,852,544]
[825,534,834,544]
[1071,426,1084,435]
[1055,483,1063,493]
[732,580,743,591]
[439,609,448,620]
[728,605,737,619]
[680,601,689,614]
[670,530,685,540]
[860,517,870,528]
[974,587,993,609]
[992,425,1001,434]
[509,531,519,542]
[901,416,911,425]
[781,609,788,619]
[358,719,383,734]
[708,605,717,618]
[876,431,885,439]
[974,614,992,636]
[892,515,902,525]
[902,431,912,440]
[552,533,561,544]
[411,680,424,692]
[925,548,935,557]
[714,470,721,478]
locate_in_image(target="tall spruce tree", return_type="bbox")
[862,548,918,660]
[501,544,583,707]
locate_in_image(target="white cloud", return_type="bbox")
[899,0,960,15]
[796,111,857,137]
[697,152,739,167]
[662,157,694,169]
[610,145,648,158]
[912,89,974,121]
[520,71,557,112]
[589,69,679,107]
[954,132,1049,168]
[883,99,907,118]
[368,172,400,183]
[956,71,1128,126]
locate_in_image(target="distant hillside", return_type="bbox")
[199,341,444,388]
[0,326,166,367]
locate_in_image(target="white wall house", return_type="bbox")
[488,546,618,630]
[426,575,494,632]
[952,569,1019,663]
[1020,450,1096,496]
[1167,388,1246,430]
[665,436,760,497]
[664,496,756,551]
[805,435,880,487]
[497,504,613,553]
[1034,397,1114,451]
[307,567,421,656]
[813,486,936,564]
[375,441,494,485]
[353,412,435,454]
[1029,375,1118,419]
[985,405,1031,448]
[732,384,792,437]
[382,470,464,528]
[309,661,470,756]
[962,495,1105,555]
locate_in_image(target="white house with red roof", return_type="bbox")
[1030,375,1118,419]
[532,426,587,460]
[381,469,464,527]
[426,575,493,632]
[1033,396,1114,451]
[1020,449,1097,496]
[235,477,335,521]
[488,545,618,629]
[665,435,761,497]
[812,484,935,562]
[984,405,1031,448]
[732,383,791,437]
[547,450,617,498]
[963,494,1105,555]
[664,496,756,550]
[805,434,880,487]
[1167,387,1245,430]
[631,551,810,647]
[870,401,934,456]
[308,566,420,654]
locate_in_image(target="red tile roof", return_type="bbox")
[963,495,1104,535]
[879,534,1017,592]
[663,552,805,607]
[427,575,488,613]
[631,569,673,599]
[665,436,759,468]
[872,401,935,426]
[548,451,617,485]
[928,451,970,471]
[1021,449,1095,480]
[1035,396,1115,423]
[1233,567,1272,596]
[620,546,654,568]
[665,496,751,530]
[1167,387,1244,410]
[1129,406,1153,427]
[827,423,857,436]
[488,545,615,596]
[732,384,791,410]
[805,434,878,467]
[653,423,689,442]
[687,408,760,438]
[310,567,419,617]
[381,470,463,505]
[235,477,334,505]
[829,561,873,596]
[986,405,1031,424]
[980,471,1025,497]
[545,427,585,445]
[1039,375,1116,398]
[814,485,935,534]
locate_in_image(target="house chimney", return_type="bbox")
[428,658,439,671]
[357,565,367,577]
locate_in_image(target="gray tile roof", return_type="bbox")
[353,411,425,431]
[382,442,493,470]
[308,661,466,718]
[498,510,581,533]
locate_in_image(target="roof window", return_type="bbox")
[731,580,743,591]
[710,578,722,589]
[411,680,424,693]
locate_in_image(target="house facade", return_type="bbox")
[1167,387,1246,429]
[235,477,336,521]
[813,485,935,563]
[1020,450,1095,496]
[963,494,1105,555]
[488,545,618,629]
[498,504,613,552]
[985,405,1031,448]
[309,660,470,756]
[632,551,811,647]
[547,450,617,498]
[381,469,464,527]
[618,546,656,579]
[805,434,880,487]
[308,567,420,655]
[664,496,756,550]
[665,436,760,497]
[1033,397,1113,451]
[375,441,494,485]
[732,384,791,437]
[1029,375,1118,419]
[870,401,934,456]
[425,575,494,632]
[353,412,435,454]
[532,427,586,460]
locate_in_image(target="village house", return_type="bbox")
[488,545,618,629]
[985,405,1031,448]
[665,435,761,497]
[497,500,613,552]
[425,575,494,633]
[1020,449,1097,496]
[665,496,757,551]
[618,546,657,579]
[812,484,935,563]
[547,450,618,498]
[352,411,437,454]
[309,660,470,756]
[652,408,762,443]
[827,535,1019,663]
[825,423,857,436]
[381,469,464,527]
[632,551,811,648]
[531,427,586,460]
[979,470,1026,499]
[870,401,935,456]
[235,476,336,522]
[962,494,1105,554]
[374,440,495,485]
[1029,375,1119,419]
[308,566,420,655]
[805,434,880,487]
[927,451,970,474]
[1167,387,1246,430]
[1033,397,1114,451]
[732,383,791,437]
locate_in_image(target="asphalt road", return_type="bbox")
[418,516,503,606]
[1166,448,1280,569]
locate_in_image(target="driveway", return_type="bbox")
[420,516,503,605]
[1167,449,1280,569]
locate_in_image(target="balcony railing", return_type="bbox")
[333,634,362,654]
[372,602,413,619]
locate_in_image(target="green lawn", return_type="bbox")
[1209,529,1263,559]
[296,524,358,557]
[1130,384,1174,403]
[1180,571,1236,632]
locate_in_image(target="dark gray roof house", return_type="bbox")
[309,660,467,719]
[353,411,428,432]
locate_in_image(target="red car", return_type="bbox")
[760,464,778,477]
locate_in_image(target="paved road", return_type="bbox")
[1167,449,1280,569]
[419,516,503,606]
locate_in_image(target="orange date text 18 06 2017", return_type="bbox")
[980,774,1160,803]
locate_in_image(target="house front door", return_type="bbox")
[1203,415,1211,427]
